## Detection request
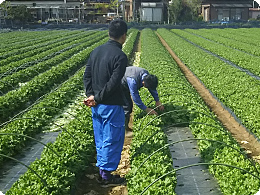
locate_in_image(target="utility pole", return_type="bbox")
[117,0,119,17]
[133,0,135,21]
[122,0,125,20]
[79,6,80,24]
[167,4,169,24]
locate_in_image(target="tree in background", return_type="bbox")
[0,1,12,24]
[169,0,182,24]
[0,2,31,26]
[169,0,202,24]
[9,5,31,25]
[109,0,120,15]
[189,0,203,21]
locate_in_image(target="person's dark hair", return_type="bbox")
[143,74,158,90]
[109,19,127,39]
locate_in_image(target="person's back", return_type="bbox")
[122,66,148,90]
[89,39,127,105]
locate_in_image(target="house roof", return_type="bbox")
[211,3,252,7]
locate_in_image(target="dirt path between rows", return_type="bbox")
[74,135,132,195]
[156,32,260,163]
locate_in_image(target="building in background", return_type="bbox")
[140,2,164,22]
[201,0,252,22]
[4,0,133,23]
[2,0,258,25]
[3,0,169,24]
[133,0,168,23]
[249,1,260,19]
[6,0,81,23]
[249,7,260,19]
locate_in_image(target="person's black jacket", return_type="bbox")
[83,39,127,105]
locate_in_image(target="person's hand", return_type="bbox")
[145,107,158,115]
[83,95,97,107]
[155,101,164,111]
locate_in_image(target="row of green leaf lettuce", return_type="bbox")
[156,28,260,194]
[158,28,260,143]
[0,31,105,94]
[0,34,108,168]
[127,28,260,195]
[0,30,89,68]
[6,68,96,194]
[0,30,76,55]
[0,33,108,123]
[127,28,177,195]
[4,28,139,194]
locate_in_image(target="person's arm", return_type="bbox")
[148,88,164,111]
[127,77,147,110]
[127,77,158,115]
[83,57,94,97]
[148,88,159,102]
[83,57,97,107]
[142,72,160,103]
[94,55,127,103]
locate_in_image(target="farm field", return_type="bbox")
[0,27,260,195]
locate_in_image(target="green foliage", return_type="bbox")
[168,28,260,138]
[0,1,12,19]
[169,0,202,23]
[0,31,108,169]
[6,100,95,194]
[127,28,178,195]
[122,28,139,59]
[8,5,31,23]
[2,28,139,194]
[157,28,260,194]
[109,0,119,10]
[0,33,108,123]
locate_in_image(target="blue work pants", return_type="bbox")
[91,104,125,171]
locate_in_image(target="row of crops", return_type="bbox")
[0,27,260,194]
[0,28,138,194]
[126,28,260,194]
[157,28,260,141]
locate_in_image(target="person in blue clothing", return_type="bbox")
[83,19,128,187]
[121,66,164,130]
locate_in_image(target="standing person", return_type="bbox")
[83,19,128,187]
[121,66,164,130]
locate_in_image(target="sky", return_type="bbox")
[0,0,4,4]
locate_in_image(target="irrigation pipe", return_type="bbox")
[0,79,15,91]
[137,100,216,131]
[0,117,82,155]
[134,138,259,175]
[140,162,260,195]
[1,66,86,123]
[0,133,60,157]
[132,121,232,158]
[139,109,218,134]
[0,153,50,191]
[146,99,210,117]
[0,106,90,129]
[144,91,195,106]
